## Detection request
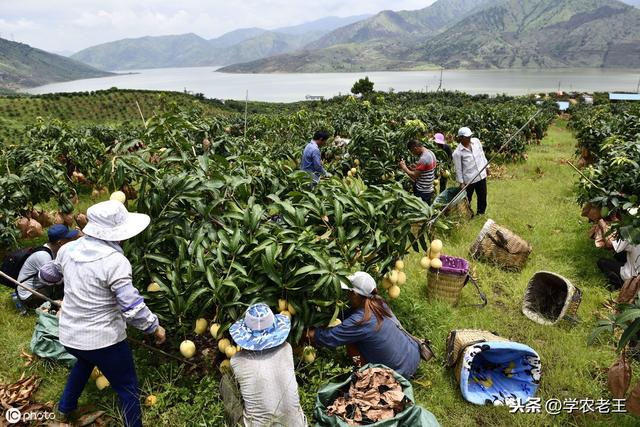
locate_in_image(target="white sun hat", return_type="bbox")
[340,271,377,297]
[457,127,473,137]
[82,200,150,242]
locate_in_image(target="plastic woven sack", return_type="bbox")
[30,309,76,368]
[314,364,440,427]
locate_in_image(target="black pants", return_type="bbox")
[465,178,487,215]
[597,258,625,290]
[413,187,433,205]
[439,176,448,192]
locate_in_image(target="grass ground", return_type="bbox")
[0,119,636,426]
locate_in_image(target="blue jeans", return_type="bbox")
[60,340,141,427]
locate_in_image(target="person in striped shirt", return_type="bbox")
[399,139,437,204]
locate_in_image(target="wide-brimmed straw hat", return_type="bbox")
[82,200,150,242]
[229,303,291,351]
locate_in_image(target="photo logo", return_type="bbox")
[5,408,21,424]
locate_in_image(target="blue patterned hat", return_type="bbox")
[229,303,291,351]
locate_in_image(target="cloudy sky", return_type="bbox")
[0,0,435,54]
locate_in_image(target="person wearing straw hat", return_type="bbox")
[306,272,420,379]
[452,127,489,215]
[433,132,453,191]
[221,303,307,427]
[38,200,166,427]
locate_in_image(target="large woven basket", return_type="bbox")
[445,329,509,369]
[434,188,473,220]
[426,255,469,306]
[522,271,582,325]
[470,219,532,272]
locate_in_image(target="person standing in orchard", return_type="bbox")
[399,139,437,205]
[306,272,421,379]
[38,200,166,427]
[300,130,330,183]
[452,127,489,215]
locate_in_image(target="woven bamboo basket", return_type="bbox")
[469,219,532,272]
[445,329,509,369]
[450,198,474,220]
[522,271,582,325]
[426,255,469,306]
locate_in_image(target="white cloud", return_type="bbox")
[0,0,436,52]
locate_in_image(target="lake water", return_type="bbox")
[25,66,640,102]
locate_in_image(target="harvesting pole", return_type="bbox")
[135,100,147,128]
[427,109,544,228]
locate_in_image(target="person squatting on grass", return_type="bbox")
[597,222,640,290]
[17,224,79,309]
[399,139,437,205]
[38,200,166,427]
[306,272,421,379]
[452,127,489,215]
[221,303,307,427]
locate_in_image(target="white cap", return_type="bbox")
[341,271,376,297]
[83,200,150,242]
[457,127,473,137]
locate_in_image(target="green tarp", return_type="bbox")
[434,187,466,206]
[313,364,440,427]
[30,309,76,368]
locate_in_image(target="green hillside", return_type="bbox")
[0,89,230,144]
[0,37,112,90]
[71,16,370,71]
[220,0,640,72]
[411,0,640,68]
[71,33,213,71]
[305,0,489,50]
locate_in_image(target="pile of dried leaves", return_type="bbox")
[0,373,42,410]
[327,367,410,425]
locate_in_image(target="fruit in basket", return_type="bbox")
[420,256,431,269]
[430,258,443,270]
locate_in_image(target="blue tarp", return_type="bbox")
[459,341,541,406]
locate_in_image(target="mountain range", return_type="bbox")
[220,0,640,72]
[0,37,112,90]
[70,15,371,71]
